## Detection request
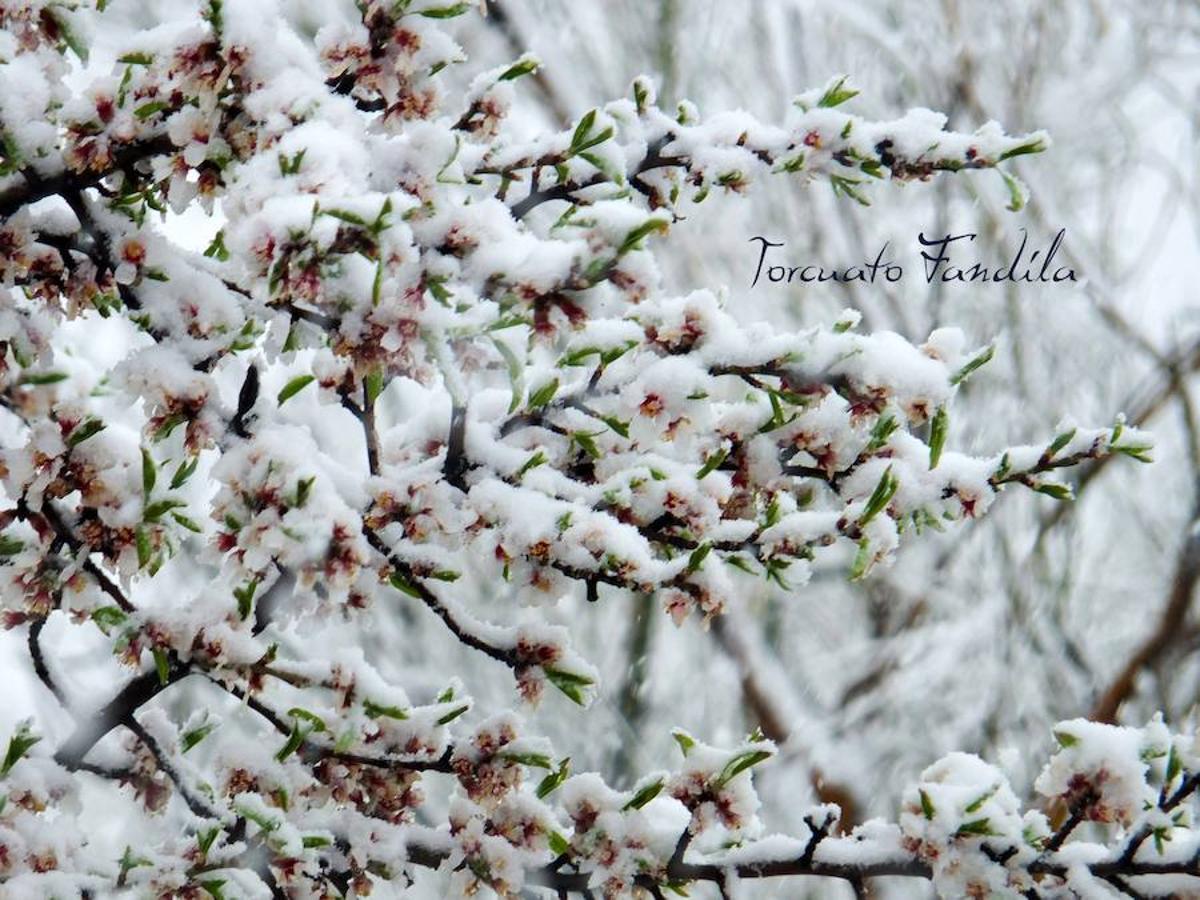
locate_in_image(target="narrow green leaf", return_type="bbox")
[277,374,315,406]
[622,778,664,811]
[135,525,152,569]
[919,788,936,820]
[141,448,156,496]
[492,338,523,414]
[498,55,539,82]
[67,418,105,447]
[436,704,469,726]
[389,572,423,598]
[817,76,858,108]
[144,499,186,522]
[687,543,711,573]
[364,700,409,720]
[364,368,385,406]
[536,758,571,799]
[153,648,170,686]
[955,818,996,837]
[181,722,217,753]
[997,137,1047,162]
[928,406,948,469]
[134,100,170,120]
[544,667,592,706]
[1,723,40,777]
[950,345,995,386]
[714,749,773,788]
[527,378,558,410]
[695,447,729,479]
[418,2,471,18]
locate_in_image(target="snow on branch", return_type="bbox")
[0,0,1161,896]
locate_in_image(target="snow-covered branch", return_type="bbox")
[0,0,1167,897]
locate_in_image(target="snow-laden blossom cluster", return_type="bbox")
[0,0,1168,897]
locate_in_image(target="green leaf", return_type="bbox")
[1045,428,1076,460]
[950,345,995,386]
[617,218,669,256]
[1166,746,1182,784]
[17,371,68,386]
[91,606,127,633]
[134,100,170,120]
[153,648,170,686]
[492,337,523,414]
[866,412,898,453]
[51,9,88,62]
[928,407,948,470]
[288,708,327,732]
[135,525,152,569]
[687,543,711,573]
[67,418,106,447]
[599,415,630,438]
[695,447,729,479]
[322,208,366,226]
[181,722,217,753]
[152,413,186,442]
[0,535,24,556]
[517,450,547,478]
[171,512,202,533]
[1053,730,1079,748]
[964,784,999,814]
[848,538,871,581]
[1032,482,1073,501]
[364,700,409,720]
[277,374,315,405]
[498,55,539,82]
[500,751,553,769]
[197,827,220,856]
[536,758,571,799]
[572,431,601,460]
[117,52,155,65]
[418,2,472,17]
[623,778,664,811]
[436,704,469,726]
[919,788,936,820]
[997,137,1047,162]
[955,818,996,837]
[857,466,898,527]
[274,725,305,762]
[118,845,152,877]
[144,499,186,522]
[364,368,385,405]
[544,667,593,706]
[1,723,40,777]
[141,448,156,496]
[203,230,230,261]
[830,173,870,206]
[1113,443,1154,464]
[714,749,773,788]
[234,578,259,620]
[569,109,598,155]
[817,76,858,108]
[1000,170,1026,212]
[548,831,570,856]
[389,572,423,599]
[527,378,558,410]
[672,734,700,763]
[294,476,316,508]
